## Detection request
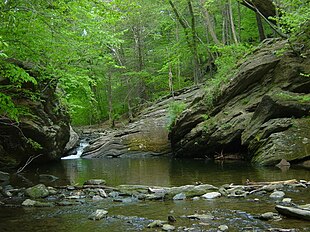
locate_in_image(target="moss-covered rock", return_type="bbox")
[169,39,310,165]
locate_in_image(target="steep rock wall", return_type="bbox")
[169,39,310,165]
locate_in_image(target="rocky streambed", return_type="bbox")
[1,171,309,231]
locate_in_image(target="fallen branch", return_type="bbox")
[16,154,43,174]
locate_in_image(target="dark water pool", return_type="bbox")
[1,157,309,231]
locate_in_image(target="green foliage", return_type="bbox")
[167,101,186,130]
[273,0,310,35]
[0,92,19,121]
[204,43,251,109]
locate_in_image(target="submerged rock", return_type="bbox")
[173,192,186,200]
[162,224,175,231]
[270,191,285,199]
[84,179,106,185]
[25,184,49,198]
[22,199,53,207]
[88,209,108,220]
[201,192,221,199]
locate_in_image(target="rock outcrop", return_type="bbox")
[0,59,70,169]
[169,39,310,165]
[82,86,204,158]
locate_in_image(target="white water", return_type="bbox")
[61,140,89,160]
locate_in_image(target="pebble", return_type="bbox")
[201,192,221,199]
[162,224,175,231]
[147,220,165,228]
[88,209,108,220]
[173,192,186,200]
[84,179,106,185]
[270,191,285,198]
[282,198,292,203]
[218,224,229,231]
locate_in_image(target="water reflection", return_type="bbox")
[30,157,310,188]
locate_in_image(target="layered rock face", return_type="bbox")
[169,39,310,165]
[0,61,70,169]
[82,86,204,158]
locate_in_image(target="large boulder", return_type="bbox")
[169,39,310,165]
[0,59,70,168]
[81,86,204,158]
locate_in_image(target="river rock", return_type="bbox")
[173,192,186,200]
[282,198,292,203]
[25,184,49,198]
[84,179,106,185]
[88,209,108,220]
[0,171,10,182]
[270,191,285,199]
[147,220,165,228]
[92,195,104,201]
[187,214,214,221]
[64,126,79,152]
[22,199,53,207]
[218,225,229,231]
[162,224,175,231]
[201,192,221,199]
[259,212,281,220]
[98,189,108,198]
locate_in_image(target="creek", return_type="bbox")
[1,157,309,231]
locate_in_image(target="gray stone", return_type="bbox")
[88,209,108,220]
[22,199,36,206]
[162,224,175,231]
[173,192,186,200]
[147,220,165,228]
[0,171,10,182]
[187,214,214,221]
[270,191,285,199]
[64,126,79,152]
[25,184,49,198]
[22,199,53,207]
[282,198,292,203]
[218,225,229,231]
[98,189,108,198]
[259,212,280,220]
[84,179,106,185]
[201,192,221,199]
[92,195,104,201]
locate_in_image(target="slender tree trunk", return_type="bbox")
[237,1,241,42]
[169,0,202,85]
[199,0,220,45]
[126,78,133,122]
[107,73,114,128]
[255,12,266,41]
[228,0,238,44]
[187,0,201,84]
[168,63,174,99]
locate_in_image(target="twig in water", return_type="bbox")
[16,154,43,174]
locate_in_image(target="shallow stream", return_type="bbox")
[1,157,309,231]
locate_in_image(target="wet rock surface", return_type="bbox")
[0,177,309,231]
[80,86,204,158]
[169,39,310,165]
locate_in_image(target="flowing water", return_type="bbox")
[1,157,309,231]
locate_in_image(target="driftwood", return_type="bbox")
[246,179,298,186]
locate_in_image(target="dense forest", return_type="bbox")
[0,0,309,126]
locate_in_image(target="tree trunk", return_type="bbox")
[255,12,266,41]
[228,0,238,44]
[199,0,220,45]
[107,73,114,128]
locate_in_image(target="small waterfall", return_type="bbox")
[61,139,89,160]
